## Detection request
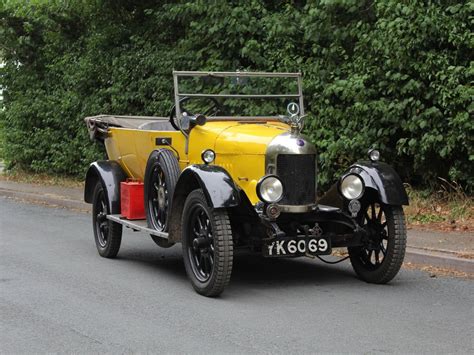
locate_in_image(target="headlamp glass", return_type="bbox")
[258,176,283,203]
[340,174,364,200]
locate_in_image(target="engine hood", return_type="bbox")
[214,122,289,155]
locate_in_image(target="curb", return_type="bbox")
[405,247,473,274]
[0,187,89,212]
[1,186,472,274]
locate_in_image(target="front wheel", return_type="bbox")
[348,203,406,284]
[181,189,233,297]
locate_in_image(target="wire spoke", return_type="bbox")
[365,211,370,223]
[367,249,373,263]
[375,250,380,264]
[377,207,383,222]
[197,213,206,231]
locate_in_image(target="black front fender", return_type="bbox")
[319,161,408,207]
[84,161,128,213]
[167,164,240,243]
[348,161,409,205]
[175,165,240,208]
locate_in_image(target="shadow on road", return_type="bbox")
[116,247,188,281]
[115,246,359,291]
[231,254,356,287]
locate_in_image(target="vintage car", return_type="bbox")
[84,71,409,297]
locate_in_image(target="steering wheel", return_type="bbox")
[169,97,223,131]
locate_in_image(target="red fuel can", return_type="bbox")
[120,180,145,220]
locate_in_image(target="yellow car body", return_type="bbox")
[105,120,290,205]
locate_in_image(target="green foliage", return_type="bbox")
[0,0,472,191]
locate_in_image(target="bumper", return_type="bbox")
[259,204,367,256]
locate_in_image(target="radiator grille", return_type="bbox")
[277,154,316,205]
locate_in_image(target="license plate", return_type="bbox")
[263,236,331,257]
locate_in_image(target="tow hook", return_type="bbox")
[267,222,285,239]
[301,225,316,259]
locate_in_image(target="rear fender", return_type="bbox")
[84,161,128,213]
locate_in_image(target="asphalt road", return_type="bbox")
[1,197,473,353]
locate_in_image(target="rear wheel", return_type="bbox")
[181,189,233,297]
[348,203,406,284]
[92,182,122,258]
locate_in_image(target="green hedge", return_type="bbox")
[1,0,472,192]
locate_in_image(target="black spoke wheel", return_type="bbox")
[92,181,122,258]
[182,189,233,297]
[348,202,406,284]
[144,149,179,237]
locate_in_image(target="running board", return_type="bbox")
[106,214,169,239]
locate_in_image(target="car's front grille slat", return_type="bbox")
[277,154,316,205]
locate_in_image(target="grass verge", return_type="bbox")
[405,180,473,233]
[0,169,83,188]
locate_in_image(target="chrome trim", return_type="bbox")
[173,70,302,78]
[265,132,317,206]
[265,132,317,174]
[317,204,340,212]
[178,93,300,99]
[266,203,282,219]
[279,204,316,213]
[201,149,215,164]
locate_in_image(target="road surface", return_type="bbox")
[1,197,473,353]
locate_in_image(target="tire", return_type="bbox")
[348,203,406,284]
[144,149,180,233]
[92,181,122,258]
[181,189,233,297]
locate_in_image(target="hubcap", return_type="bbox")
[157,187,166,209]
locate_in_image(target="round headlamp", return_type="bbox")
[340,174,364,200]
[201,149,215,164]
[257,175,283,203]
[368,149,380,162]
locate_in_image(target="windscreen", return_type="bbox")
[174,72,302,118]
